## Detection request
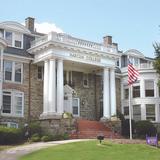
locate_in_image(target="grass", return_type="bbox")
[19,141,160,160]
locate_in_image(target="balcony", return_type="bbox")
[30,32,117,54]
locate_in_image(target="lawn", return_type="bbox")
[19,141,160,160]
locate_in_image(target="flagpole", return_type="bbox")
[129,84,132,140]
[0,48,3,114]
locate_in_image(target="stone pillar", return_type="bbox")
[43,60,49,114]
[103,67,110,118]
[48,59,56,113]
[110,68,116,116]
[57,59,64,114]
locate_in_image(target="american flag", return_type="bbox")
[128,60,139,85]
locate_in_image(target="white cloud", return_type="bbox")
[34,22,63,34]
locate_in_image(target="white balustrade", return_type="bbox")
[30,32,117,53]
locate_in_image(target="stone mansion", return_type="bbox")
[0,17,159,129]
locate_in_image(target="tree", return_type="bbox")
[153,42,160,86]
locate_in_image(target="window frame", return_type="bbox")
[132,85,140,98]
[146,104,156,121]
[4,30,23,49]
[145,80,154,97]
[133,105,141,121]
[4,60,23,84]
[37,66,44,80]
[1,90,24,117]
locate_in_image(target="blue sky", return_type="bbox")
[1,0,160,57]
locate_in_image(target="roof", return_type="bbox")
[4,47,34,58]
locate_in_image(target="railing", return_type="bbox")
[31,32,117,53]
[139,63,153,69]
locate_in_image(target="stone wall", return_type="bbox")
[72,71,97,120]
[30,64,43,120]
[1,63,30,126]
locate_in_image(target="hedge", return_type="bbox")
[0,126,23,144]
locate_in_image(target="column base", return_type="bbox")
[39,112,62,120]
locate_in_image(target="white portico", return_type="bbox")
[28,32,119,119]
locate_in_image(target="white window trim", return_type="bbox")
[4,30,23,49]
[145,104,156,122]
[1,90,24,117]
[72,98,80,117]
[0,122,18,128]
[4,60,23,84]
[144,79,155,98]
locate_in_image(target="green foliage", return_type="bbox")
[153,42,160,58]
[28,121,42,137]
[121,119,135,137]
[41,135,51,142]
[0,126,23,144]
[135,120,157,138]
[30,133,41,142]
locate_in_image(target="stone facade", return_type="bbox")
[1,63,29,126]
[29,64,43,120]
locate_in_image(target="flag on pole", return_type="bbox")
[128,60,139,85]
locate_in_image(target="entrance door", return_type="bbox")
[72,98,80,116]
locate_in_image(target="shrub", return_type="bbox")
[30,133,41,142]
[0,126,23,144]
[28,121,42,137]
[121,119,135,137]
[41,134,54,142]
[135,120,157,138]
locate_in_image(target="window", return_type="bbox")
[0,29,4,38]
[83,73,89,87]
[146,104,155,121]
[72,98,79,116]
[133,86,140,98]
[37,66,43,80]
[145,80,154,97]
[4,61,23,83]
[2,91,11,114]
[15,63,22,82]
[5,31,12,46]
[124,88,129,99]
[2,90,24,117]
[0,122,18,128]
[14,33,22,48]
[133,105,141,121]
[123,106,129,116]
[4,31,23,48]
[4,61,12,81]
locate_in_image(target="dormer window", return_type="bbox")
[4,30,23,49]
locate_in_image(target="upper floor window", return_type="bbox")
[37,66,44,80]
[133,86,140,98]
[124,88,129,99]
[5,31,12,46]
[4,60,23,83]
[2,90,24,117]
[145,80,154,97]
[83,73,89,88]
[4,31,23,49]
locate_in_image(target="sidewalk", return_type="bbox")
[0,139,88,160]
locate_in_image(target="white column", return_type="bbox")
[110,68,116,116]
[103,67,110,118]
[140,79,145,98]
[43,60,49,114]
[48,59,56,113]
[57,59,64,114]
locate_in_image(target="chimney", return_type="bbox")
[112,42,118,49]
[25,17,35,32]
[103,35,112,47]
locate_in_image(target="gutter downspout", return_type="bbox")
[28,61,32,123]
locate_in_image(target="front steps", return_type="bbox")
[70,119,121,139]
